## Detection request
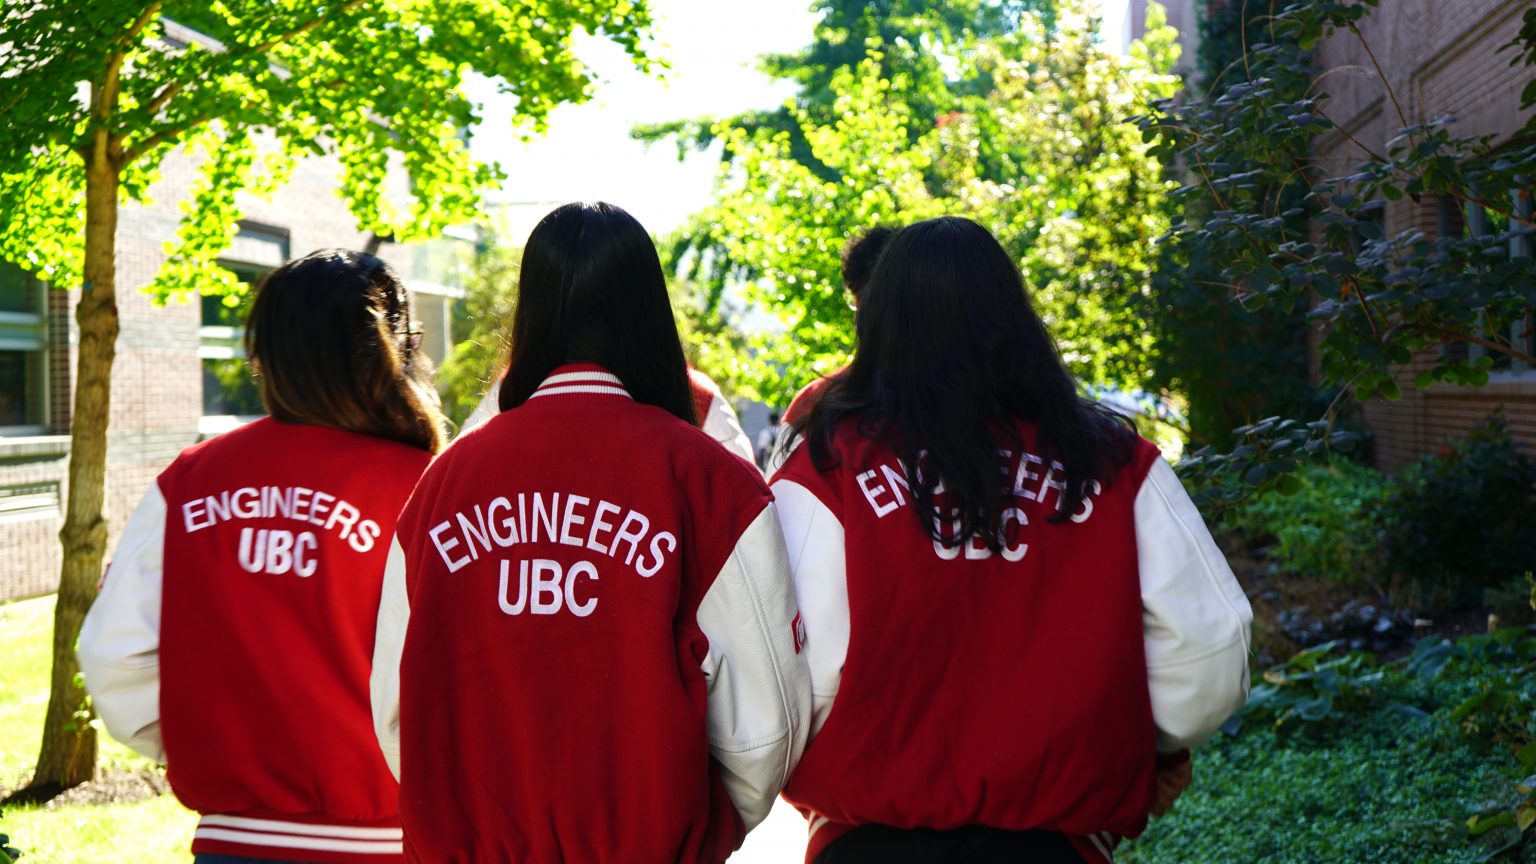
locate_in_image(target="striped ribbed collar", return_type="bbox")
[529,364,632,401]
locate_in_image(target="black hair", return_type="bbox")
[247,249,444,452]
[768,412,781,424]
[499,202,695,425]
[797,216,1133,549]
[841,226,897,300]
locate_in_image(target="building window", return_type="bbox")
[0,260,48,435]
[1463,189,1534,376]
[200,224,288,432]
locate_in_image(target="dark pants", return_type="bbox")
[816,824,1088,864]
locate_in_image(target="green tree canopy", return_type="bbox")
[0,0,656,800]
[668,1,1180,415]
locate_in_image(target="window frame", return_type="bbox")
[1461,189,1536,381]
[0,266,50,436]
[198,223,289,434]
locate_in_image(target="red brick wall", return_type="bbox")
[1312,0,1536,469]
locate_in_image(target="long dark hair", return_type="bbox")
[247,249,445,453]
[498,202,695,424]
[797,216,1133,549]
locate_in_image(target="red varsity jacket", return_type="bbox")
[770,422,1251,863]
[371,364,811,864]
[79,417,431,863]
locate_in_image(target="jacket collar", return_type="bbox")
[529,364,631,401]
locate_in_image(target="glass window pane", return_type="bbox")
[0,350,41,426]
[201,358,264,416]
[0,261,35,314]
[414,291,448,367]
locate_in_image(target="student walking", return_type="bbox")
[370,201,811,864]
[772,217,1251,864]
[781,226,896,428]
[79,250,445,863]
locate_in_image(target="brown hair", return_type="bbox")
[246,248,445,453]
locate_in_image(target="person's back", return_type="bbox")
[776,422,1200,850]
[689,366,755,462]
[370,202,810,864]
[80,250,444,863]
[389,366,775,862]
[774,217,1249,864]
[158,419,427,832]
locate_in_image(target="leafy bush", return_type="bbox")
[1416,627,1536,859]
[1127,627,1536,864]
[1236,641,1386,732]
[1224,456,1389,587]
[1381,414,1536,613]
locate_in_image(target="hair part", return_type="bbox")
[499,202,695,425]
[246,248,445,453]
[799,217,1133,549]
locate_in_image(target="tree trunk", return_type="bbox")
[10,148,121,804]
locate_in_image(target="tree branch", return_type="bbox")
[1347,22,1408,130]
[1420,324,1536,366]
[100,3,163,119]
[124,2,367,163]
[133,0,365,140]
[1312,105,1388,163]
[124,113,211,162]
[248,0,368,55]
[144,81,183,117]
[94,2,162,166]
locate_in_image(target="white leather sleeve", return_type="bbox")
[768,479,848,740]
[1137,458,1253,751]
[77,483,167,763]
[702,394,756,463]
[695,504,812,831]
[457,379,501,438]
[370,536,410,780]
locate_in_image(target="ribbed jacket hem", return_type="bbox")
[191,813,404,863]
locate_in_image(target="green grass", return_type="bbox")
[0,596,196,862]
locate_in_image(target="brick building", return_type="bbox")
[1313,0,1536,467]
[0,144,471,601]
[1120,0,1535,467]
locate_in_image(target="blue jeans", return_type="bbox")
[196,848,319,854]
[195,856,319,864]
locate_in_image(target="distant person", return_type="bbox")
[689,366,755,462]
[370,202,811,863]
[462,363,754,463]
[79,250,444,863]
[772,217,1251,864]
[781,226,896,429]
[757,412,783,469]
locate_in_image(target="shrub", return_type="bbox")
[1381,414,1536,613]
[1226,457,1389,587]
[1236,641,1386,733]
[1127,627,1536,864]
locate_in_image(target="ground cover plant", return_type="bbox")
[1125,626,1536,863]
